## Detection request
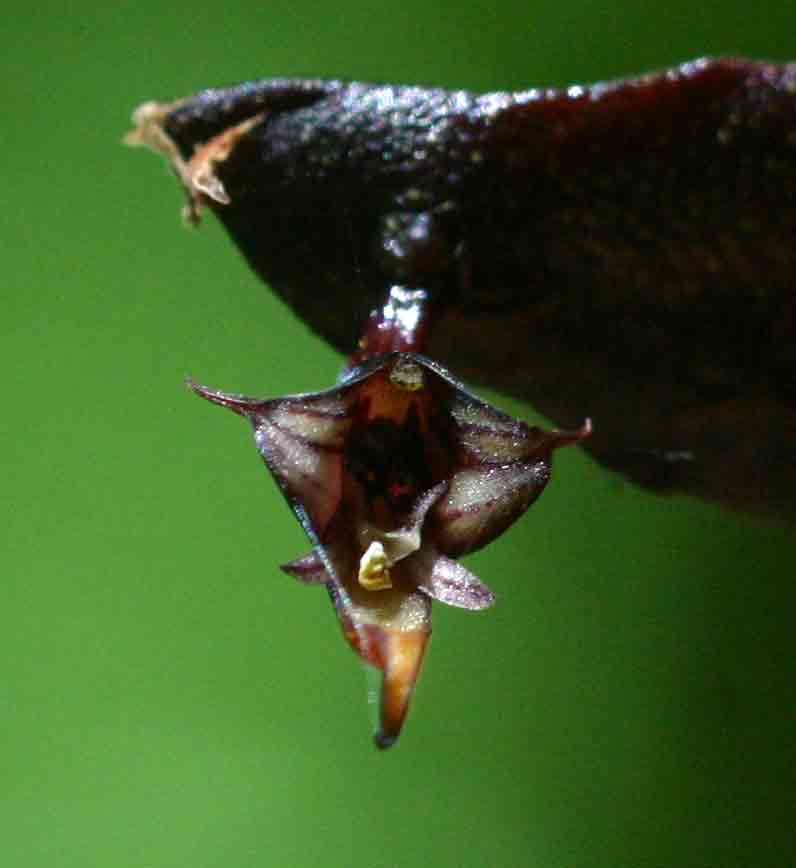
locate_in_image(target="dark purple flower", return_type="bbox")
[191,352,589,747]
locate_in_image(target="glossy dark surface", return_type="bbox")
[145,59,796,517]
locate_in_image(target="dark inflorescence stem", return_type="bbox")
[348,286,436,368]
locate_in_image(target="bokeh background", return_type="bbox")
[3,2,795,866]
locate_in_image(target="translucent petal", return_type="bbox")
[254,397,350,536]
[375,481,447,565]
[433,463,549,556]
[330,583,432,750]
[418,554,495,610]
[280,551,328,584]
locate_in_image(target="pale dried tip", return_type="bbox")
[183,113,266,209]
[125,99,263,223]
[124,98,204,223]
[190,164,231,205]
[124,99,185,153]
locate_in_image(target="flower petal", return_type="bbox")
[375,481,448,566]
[254,400,349,537]
[280,550,328,584]
[416,554,495,610]
[450,395,592,464]
[329,582,431,749]
[188,380,267,417]
[451,399,546,463]
[190,381,351,537]
[432,463,549,557]
[433,414,592,556]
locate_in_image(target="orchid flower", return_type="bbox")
[191,350,589,748]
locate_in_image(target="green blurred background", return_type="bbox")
[3,1,795,866]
